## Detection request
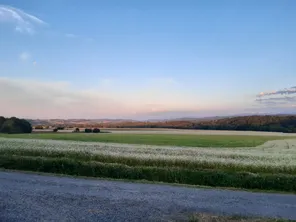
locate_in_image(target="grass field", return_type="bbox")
[1,131,296,192]
[0,133,293,147]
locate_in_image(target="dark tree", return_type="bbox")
[0,117,32,134]
[0,116,5,129]
[84,128,92,133]
[93,128,100,133]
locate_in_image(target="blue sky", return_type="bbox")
[0,0,296,119]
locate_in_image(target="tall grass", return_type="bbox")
[1,148,296,174]
[1,137,296,191]
[1,155,296,192]
[1,138,296,174]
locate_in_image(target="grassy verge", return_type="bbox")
[188,213,295,222]
[3,168,295,195]
[1,155,296,192]
[0,133,293,147]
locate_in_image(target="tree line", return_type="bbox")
[0,117,32,134]
[27,115,296,133]
[101,115,296,133]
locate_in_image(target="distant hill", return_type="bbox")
[29,118,137,126]
[28,115,296,133]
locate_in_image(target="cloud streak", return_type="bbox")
[19,52,30,61]
[0,5,46,34]
[255,96,296,103]
[257,86,296,97]
[0,5,93,41]
[65,33,77,38]
[255,86,296,110]
[65,33,94,42]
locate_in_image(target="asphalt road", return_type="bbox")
[1,171,296,222]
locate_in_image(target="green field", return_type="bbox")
[0,133,291,147]
[1,132,296,192]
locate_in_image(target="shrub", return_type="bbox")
[73,128,80,133]
[93,128,100,133]
[53,128,58,132]
[85,128,92,133]
[2,155,296,192]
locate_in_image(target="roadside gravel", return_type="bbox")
[1,171,296,222]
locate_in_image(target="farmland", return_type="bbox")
[1,130,296,192]
[0,131,295,147]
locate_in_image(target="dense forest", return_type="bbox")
[0,117,32,134]
[99,115,296,133]
[192,115,296,133]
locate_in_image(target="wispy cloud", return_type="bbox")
[257,86,296,97]
[0,5,46,34]
[19,52,37,66]
[0,5,94,41]
[65,33,77,38]
[65,33,94,42]
[85,37,94,42]
[255,86,296,110]
[19,52,30,61]
[255,96,296,103]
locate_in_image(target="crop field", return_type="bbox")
[0,132,294,147]
[1,131,296,192]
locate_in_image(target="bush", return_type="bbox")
[0,117,32,134]
[53,128,58,132]
[73,128,80,133]
[93,128,100,133]
[85,128,92,133]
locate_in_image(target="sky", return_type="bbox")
[0,0,296,120]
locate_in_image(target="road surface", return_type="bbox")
[1,171,296,221]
